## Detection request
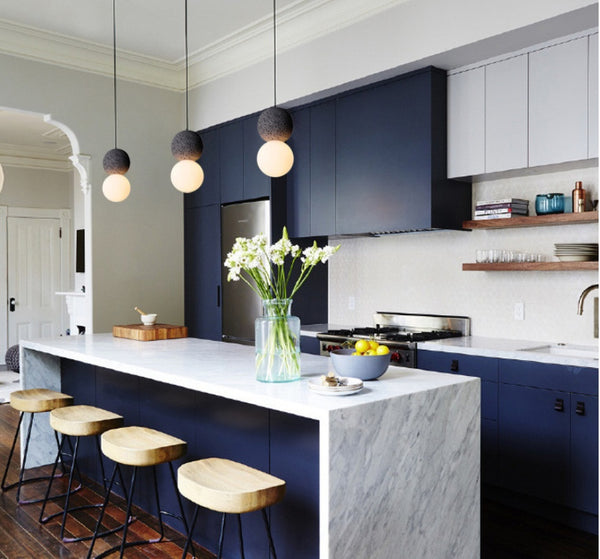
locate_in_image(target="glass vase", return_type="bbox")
[255,298,301,382]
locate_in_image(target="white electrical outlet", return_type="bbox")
[348,296,355,310]
[514,302,525,321]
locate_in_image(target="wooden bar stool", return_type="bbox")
[1,388,74,504]
[86,426,189,559]
[178,458,286,559]
[39,405,124,542]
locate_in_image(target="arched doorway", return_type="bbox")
[0,108,91,364]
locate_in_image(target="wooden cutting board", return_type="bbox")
[112,324,188,341]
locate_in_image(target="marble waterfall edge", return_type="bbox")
[328,380,480,559]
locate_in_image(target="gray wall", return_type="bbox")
[0,53,184,332]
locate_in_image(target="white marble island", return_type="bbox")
[21,334,480,559]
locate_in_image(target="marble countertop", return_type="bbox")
[20,334,476,421]
[418,336,598,367]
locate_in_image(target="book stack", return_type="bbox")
[473,198,529,220]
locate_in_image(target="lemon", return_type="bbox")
[354,339,369,354]
[368,340,379,350]
[365,349,376,355]
[376,345,390,355]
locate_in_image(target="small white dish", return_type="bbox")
[308,376,363,396]
[141,313,157,325]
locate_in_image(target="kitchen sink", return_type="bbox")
[519,343,598,360]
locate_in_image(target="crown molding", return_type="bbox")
[0,0,408,91]
[0,143,72,171]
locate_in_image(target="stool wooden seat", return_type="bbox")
[87,426,189,559]
[10,388,73,413]
[50,404,123,437]
[39,405,124,542]
[1,388,73,504]
[178,458,286,559]
[101,426,187,466]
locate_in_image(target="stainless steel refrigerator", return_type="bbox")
[221,199,271,344]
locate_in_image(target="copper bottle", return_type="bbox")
[572,181,586,213]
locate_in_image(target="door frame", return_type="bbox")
[1,206,71,361]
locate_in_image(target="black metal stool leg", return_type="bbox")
[262,508,278,559]
[86,463,118,559]
[1,411,23,491]
[237,514,246,559]
[39,433,68,522]
[217,512,227,559]
[181,504,200,559]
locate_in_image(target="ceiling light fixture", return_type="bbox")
[170,0,204,193]
[257,0,294,178]
[102,0,131,203]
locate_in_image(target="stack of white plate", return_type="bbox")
[308,376,364,396]
[554,243,598,262]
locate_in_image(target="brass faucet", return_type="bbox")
[577,284,598,315]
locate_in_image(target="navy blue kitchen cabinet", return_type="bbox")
[184,204,221,340]
[497,382,571,505]
[243,114,271,200]
[287,106,311,237]
[335,67,470,235]
[310,101,336,236]
[417,350,498,483]
[498,359,598,524]
[287,100,336,238]
[300,335,321,356]
[570,393,598,515]
[219,119,244,204]
[184,127,220,208]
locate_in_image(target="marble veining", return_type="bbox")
[328,381,480,559]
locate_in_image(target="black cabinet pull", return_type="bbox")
[9,298,15,312]
[216,285,220,307]
[554,398,565,412]
[575,401,586,416]
[450,359,459,372]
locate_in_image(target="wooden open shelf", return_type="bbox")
[463,211,598,230]
[463,261,598,272]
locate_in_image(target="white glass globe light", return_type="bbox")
[171,159,204,193]
[257,140,294,177]
[102,173,131,202]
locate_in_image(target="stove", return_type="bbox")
[317,312,470,368]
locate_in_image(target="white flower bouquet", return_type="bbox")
[224,227,339,381]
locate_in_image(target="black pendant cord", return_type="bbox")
[184,0,189,130]
[111,0,118,149]
[272,0,277,107]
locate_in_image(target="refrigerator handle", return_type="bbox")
[217,285,220,307]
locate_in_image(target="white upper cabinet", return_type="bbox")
[447,67,485,178]
[448,30,597,178]
[529,36,588,167]
[588,33,598,159]
[485,54,528,173]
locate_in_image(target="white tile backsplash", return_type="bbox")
[329,163,599,344]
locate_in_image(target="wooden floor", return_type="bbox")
[0,402,597,558]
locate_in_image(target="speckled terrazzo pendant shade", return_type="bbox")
[102,0,131,203]
[170,0,204,193]
[256,0,294,177]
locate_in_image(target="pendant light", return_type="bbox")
[256,0,294,178]
[170,0,204,193]
[102,0,131,203]
[0,164,4,192]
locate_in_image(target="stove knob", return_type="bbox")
[391,351,401,363]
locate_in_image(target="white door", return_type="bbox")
[7,216,63,345]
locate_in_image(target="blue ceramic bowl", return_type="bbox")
[330,348,391,381]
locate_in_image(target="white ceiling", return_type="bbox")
[0,0,412,164]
